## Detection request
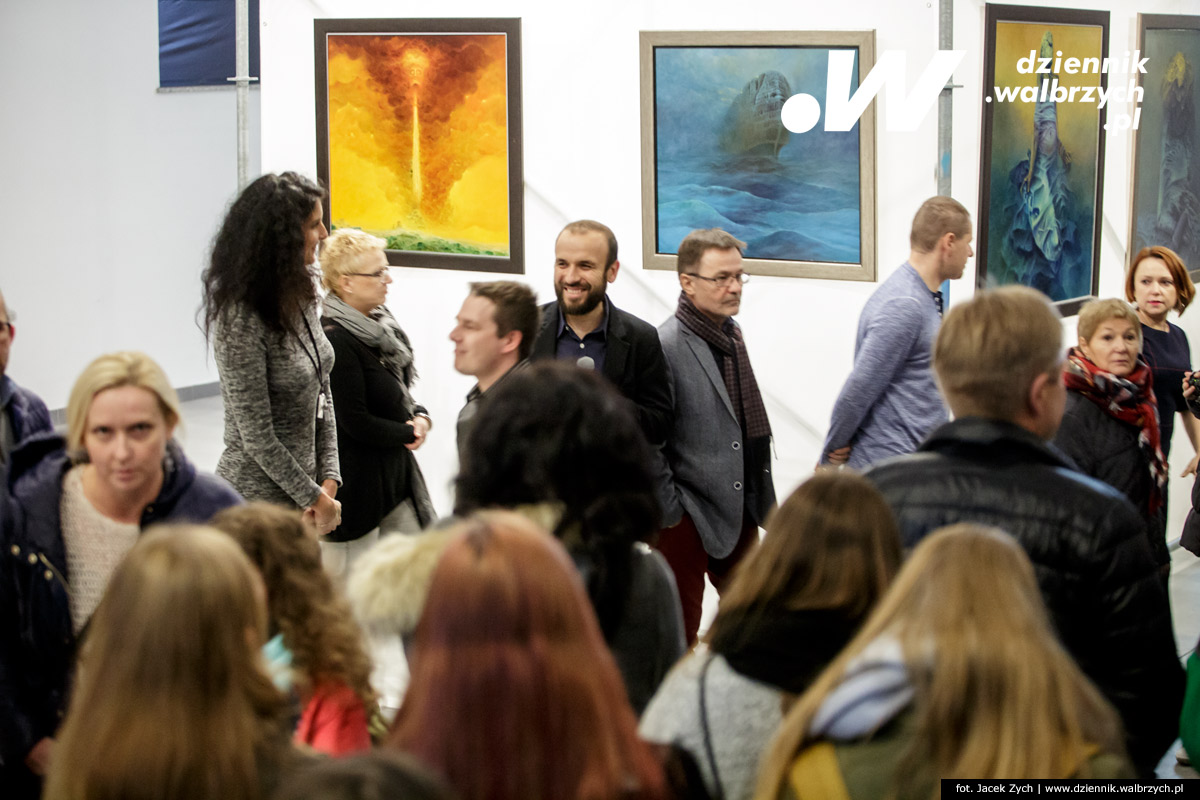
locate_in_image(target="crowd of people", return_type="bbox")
[0,176,1197,799]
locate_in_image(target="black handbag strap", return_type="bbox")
[698,651,727,800]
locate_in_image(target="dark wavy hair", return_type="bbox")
[454,361,659,638]
[201,172,325,339]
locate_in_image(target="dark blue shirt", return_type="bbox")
[1141,321,1192,452]
[554,297,610,373]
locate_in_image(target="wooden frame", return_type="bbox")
[1128,13,1200,277]
[639,30,877,281]
[976,4,1109,316]
[315,18,524,274]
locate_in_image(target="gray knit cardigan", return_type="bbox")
[214,302,341,508]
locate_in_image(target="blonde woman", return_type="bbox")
[319,228,434,578]
[757,524,1131,799]
[211,502,377,755]
[43,526,306,800]
[0,352,240,796]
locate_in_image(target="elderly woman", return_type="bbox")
[1053,298,1169,568]
[201,171,341,535]
[318,229,434,576]
[0,352,241,797]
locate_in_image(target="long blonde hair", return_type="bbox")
[756,524,1125,799]
[45,525,290,800]
[66,350,182,458]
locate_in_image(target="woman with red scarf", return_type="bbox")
[1053,298,1170,572]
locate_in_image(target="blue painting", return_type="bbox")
[653,46,862,264]
[1131,17,1200,273]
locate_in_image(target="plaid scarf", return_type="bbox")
[675,292,771,439]
[1064,347,1167,514]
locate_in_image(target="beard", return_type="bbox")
[555,281,607,316]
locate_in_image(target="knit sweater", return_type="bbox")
[821,263,947,470]
[214,302,341,508]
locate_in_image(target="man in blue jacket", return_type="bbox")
[0,289,52,465]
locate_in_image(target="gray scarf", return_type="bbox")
[322,292,417,413]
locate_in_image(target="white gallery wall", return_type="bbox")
[0,0,260,405]
[3,0,1198,527]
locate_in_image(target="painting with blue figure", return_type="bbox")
[1131,23,1200,274]
[653,46,862,263]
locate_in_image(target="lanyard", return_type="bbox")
[298,312,328,420]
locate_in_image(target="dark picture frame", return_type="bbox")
[1128,13,1200,278]
[639,30,878,281]
[314,18,524,274]
[976,4,1109,317]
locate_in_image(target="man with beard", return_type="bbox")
[531,220,672,446]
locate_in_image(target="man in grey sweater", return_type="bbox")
[820,196,973,470]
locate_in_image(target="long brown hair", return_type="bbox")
[44,525,289,800]
[757,524,1126,798]
[388,511,666,800]
[705,471,901,646]
[211,503,376,709]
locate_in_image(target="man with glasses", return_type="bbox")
[530,220,672,446]
[0,289,51,465]
[820,196,973,470]
[655,228,776,643]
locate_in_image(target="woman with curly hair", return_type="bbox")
[211,502,376,755]
[201,172,341,535]
[43,525,305,800]
[388,510,669,800]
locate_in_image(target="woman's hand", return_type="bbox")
[303,488,342,536]
[406,416,431,451]
[25,737,54,776]
[1183,453,1200,478]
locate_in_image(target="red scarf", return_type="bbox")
[1063,347,1167,513]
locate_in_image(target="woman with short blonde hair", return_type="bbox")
[757,524,1130,799]
[1054,298,1169,568]
[319,228,434,579]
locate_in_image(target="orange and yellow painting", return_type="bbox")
[325,32,511,257]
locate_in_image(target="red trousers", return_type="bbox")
[655,511,760,645]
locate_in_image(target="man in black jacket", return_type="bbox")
[864,285,1183,776]
[531,220,672,447]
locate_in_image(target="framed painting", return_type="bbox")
[977,4,1109,316]
[315,18,524,274]
[1129,14,1200,277]
[639,30,877,281]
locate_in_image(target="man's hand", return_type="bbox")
[825,446,852,467]
[406,416,431,451]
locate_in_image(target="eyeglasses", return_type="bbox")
[347,269,390,281]
[685,272,750,288]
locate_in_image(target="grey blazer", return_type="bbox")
[657,316,775,558]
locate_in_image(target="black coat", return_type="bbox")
[1053,391,1167,566]
[864,417,1183,777]
[322,321,433,541]
[532,300,673,446]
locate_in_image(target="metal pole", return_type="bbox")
[937,0,958,301]
[231,0,254,192]
[937,0,953,198]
